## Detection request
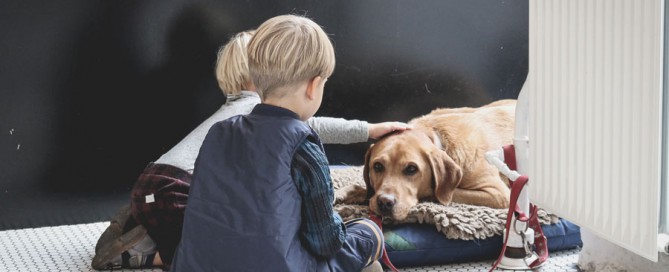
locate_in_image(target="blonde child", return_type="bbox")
[172,14,387,271]
[92,25,407,271]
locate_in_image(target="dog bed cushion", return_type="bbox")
[383,219,582,267]
[330,166,582,267]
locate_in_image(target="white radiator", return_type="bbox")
[525,0,665,261]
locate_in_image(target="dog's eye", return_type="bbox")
[403,165,418,176]
[373,162,384,173]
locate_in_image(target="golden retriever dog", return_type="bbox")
[364,99,515,220]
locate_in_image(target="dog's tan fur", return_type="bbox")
[363,99,515,220]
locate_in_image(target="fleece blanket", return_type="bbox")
[331,166,559,241]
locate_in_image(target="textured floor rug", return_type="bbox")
[0,222,581,272]
[331,166,559,240]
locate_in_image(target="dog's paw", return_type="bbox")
[333,190,347,205]
[334,184,368,205]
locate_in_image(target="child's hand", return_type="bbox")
[368,122,412,140]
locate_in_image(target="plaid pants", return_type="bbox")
[130,163,191,267]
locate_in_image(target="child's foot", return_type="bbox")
[91,207,157,271]
[91,226,157,270]
[94,232,157,269]
[95,205,133,253]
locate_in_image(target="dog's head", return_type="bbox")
[363,128,462,220]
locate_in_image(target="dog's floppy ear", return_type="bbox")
[363,144,375,200]
[430,149,463,205]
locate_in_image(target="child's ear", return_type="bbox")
[305,76,323,100]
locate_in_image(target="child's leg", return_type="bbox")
[328,218,384,272]
[130,163,191,269]
[92,206,153,270]
[93,163,190,270]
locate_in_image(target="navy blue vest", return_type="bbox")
[172,104,325,272]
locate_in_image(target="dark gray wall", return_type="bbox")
[0,0,527,230]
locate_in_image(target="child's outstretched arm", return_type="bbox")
[306,117,410,144]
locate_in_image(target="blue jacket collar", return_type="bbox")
[251,104,300,120]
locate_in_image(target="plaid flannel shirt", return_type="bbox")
[291,138,347,257]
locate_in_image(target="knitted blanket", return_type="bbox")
[331,166,559,241]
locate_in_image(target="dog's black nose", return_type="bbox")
[377,194,396,214]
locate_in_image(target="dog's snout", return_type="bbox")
[377,194,397,214]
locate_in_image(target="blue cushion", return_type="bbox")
[384,219,582,267]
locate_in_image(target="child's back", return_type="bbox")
[178,106,323,270]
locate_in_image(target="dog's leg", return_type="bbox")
[334,184,368,205]
[450,186,511,209]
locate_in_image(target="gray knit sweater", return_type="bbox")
[156,91,368,173]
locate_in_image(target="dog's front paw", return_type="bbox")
[333,190,347,205]
[334,184,368,205]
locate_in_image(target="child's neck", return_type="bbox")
[263,85,312,121]
[263,97,308,121]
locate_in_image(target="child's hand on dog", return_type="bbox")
[368,122,412,140]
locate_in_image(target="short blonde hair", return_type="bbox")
[247,15,335,99]
[215,30,255,96]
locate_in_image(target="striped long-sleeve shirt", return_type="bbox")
[291,137,347,257]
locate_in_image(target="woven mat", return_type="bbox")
[331,166,559,240]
